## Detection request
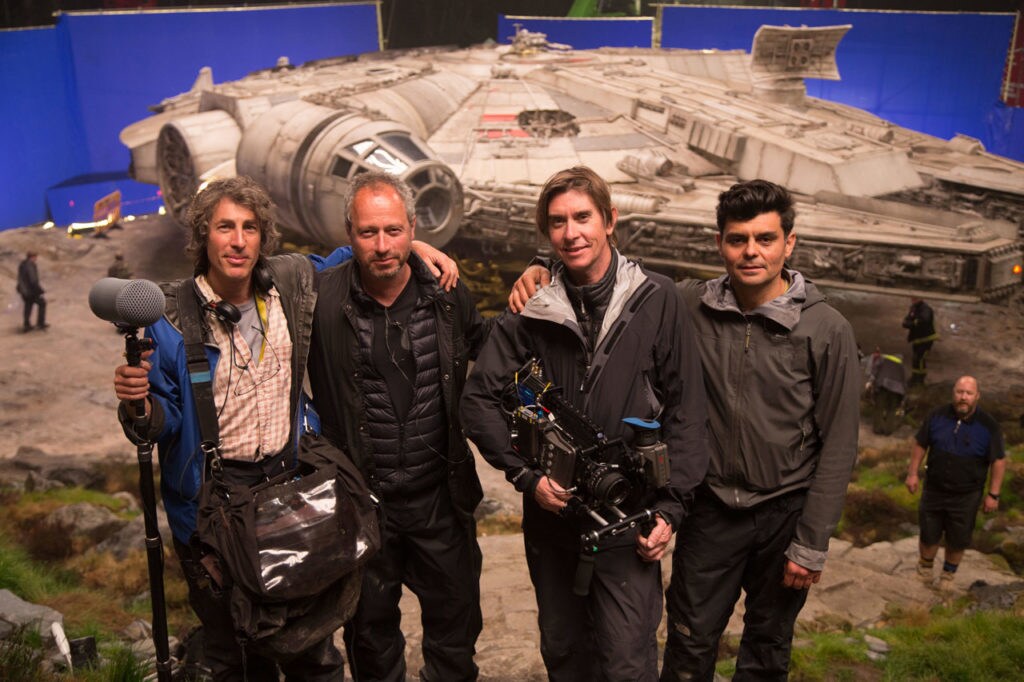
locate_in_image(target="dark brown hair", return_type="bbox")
[185,176,280,275]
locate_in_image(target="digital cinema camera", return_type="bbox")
[509,360,670,593]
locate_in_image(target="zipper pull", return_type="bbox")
[744,322,751,352]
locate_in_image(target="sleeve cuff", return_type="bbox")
[785,541,828,572]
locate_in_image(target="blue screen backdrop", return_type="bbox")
[1,3,379,230]
[660,6,1022,163]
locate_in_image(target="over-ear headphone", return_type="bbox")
[206,300,241,326]
[252,260,274,295]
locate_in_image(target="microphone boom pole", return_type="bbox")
[90,278,172,681]
[124,327,173,682]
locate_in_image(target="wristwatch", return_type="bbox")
[987,492,1000,501]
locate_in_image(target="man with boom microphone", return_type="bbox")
[110,176,457,680]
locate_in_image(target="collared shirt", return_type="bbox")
[195,275,293,462]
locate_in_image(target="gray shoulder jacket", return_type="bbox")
[679,271,860,571]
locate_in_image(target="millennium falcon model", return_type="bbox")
[121,25,1024,301]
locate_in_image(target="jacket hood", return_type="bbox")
[701,269,825,331]
[523,249,648,346]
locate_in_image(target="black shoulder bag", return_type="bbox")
[177,279,380,657]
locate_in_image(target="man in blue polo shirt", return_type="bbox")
[905,375,1005,589]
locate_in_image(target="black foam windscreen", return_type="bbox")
[89,278,166,328]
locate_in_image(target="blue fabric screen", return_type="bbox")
[1,3,379,231]
[1,28,86,230]
[660,6,1021,162]
[498,15,653,49]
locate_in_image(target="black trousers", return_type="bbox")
[662,490,809,682]
[173,539,344,682]
[871,388,903,435]
[910,342,932,384]
[525,532,663,682]
[21,293,45,328]
[344,486,482,682]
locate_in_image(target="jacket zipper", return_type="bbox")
[730,319,752,503]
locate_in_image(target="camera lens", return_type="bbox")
[589,467,630,507]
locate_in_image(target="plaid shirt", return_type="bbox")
[195,276,293,462]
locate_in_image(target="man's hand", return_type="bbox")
[782,560,821,590]
[534,476,571,513]
[905,472,919,495]
[114,349,154,416]
[983,494,999,513]
[508,265,552,313]
[636,516,672,562]
[411,240,459,291]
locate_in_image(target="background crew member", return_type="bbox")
[464,166,708,681]
[903,297,937,386]
[865,349,907,435]
[112,176,456,680]
[307,171,487,682]
[17,250,48,331]
[906,375,1005,590]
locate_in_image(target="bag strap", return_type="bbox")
[177,279,224,470]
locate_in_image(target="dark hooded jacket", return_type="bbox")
[462,252,708,547]
[678,271,861,571]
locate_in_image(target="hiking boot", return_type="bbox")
[939,571,956,592]
[916,562,934,584]
[36,323,50,330]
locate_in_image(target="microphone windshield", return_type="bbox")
[89,278,166,328]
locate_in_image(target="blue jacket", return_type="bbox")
[121,248,352,543]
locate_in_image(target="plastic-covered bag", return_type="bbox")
[196,433,379,650]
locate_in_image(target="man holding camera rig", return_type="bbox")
[461,166,708,681]
[111,176,457,680]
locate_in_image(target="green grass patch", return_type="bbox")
[791,632,878,681]
[0,534,73,601]
[881,610,1024,680]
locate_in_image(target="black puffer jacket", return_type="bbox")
[308,253,488,524]
[349,291,447,495]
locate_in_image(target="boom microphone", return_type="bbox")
[89,278,166,328]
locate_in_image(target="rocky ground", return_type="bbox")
[1,215,1023,679]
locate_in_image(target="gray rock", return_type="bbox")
[93,512,172,560]
[112,491,139,513]
[864,633,890,653]
[865,649,887,662]
[123,618,152,641]
[44,502,127,546]
[49,466,103,489]
[25,469,63,492]
[0,589,64,640]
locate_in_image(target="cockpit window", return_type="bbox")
[350,140,375,156]
[364,147,409,174]
[382,133,428,162]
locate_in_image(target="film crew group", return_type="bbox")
[305,172,489,682]
[110,176,459,680]
[906,376,1005,590]
[462,167,709,681]
[509,178,861,681]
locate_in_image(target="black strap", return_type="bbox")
[177,279,223,467]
